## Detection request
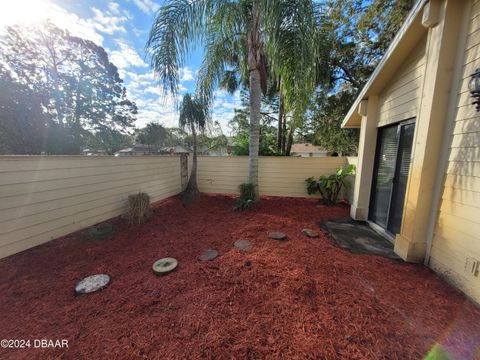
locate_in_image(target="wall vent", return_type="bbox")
[465,257,480,277]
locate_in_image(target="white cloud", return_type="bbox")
[143,86,162,96]
[180,67,194,82]
[132,0,160,15]
[90,7,127,34]
[108,2,121,14]
[110,41,148,70]
[0,1,133,46]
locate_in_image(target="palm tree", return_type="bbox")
[179,93,208,204]
[146,0,323,199]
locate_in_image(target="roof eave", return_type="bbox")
[341,0,429,129]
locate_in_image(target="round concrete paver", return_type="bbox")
[234,239,251,251]
[198,249,218,261]
[268,232,287,240]
[152,258,178,276]
[81,222,116,240]
[75,274,110,295]
[302,228,319,238]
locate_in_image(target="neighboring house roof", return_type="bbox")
[341,0,428,128]
[291,143,327,153]
[173,145,189,153]
[132,144,157,152]
[116,144,190,155]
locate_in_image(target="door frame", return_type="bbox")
[369,118,416,236]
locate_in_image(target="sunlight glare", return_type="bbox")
[0,0,56,28]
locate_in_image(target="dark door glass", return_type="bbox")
[370,126,399,228]
[388,123,415,234]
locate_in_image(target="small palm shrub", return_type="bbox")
[127,192,151,224]
[306,164,356,206]
[234,183,256,211]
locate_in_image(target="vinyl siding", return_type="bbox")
[377,35,427,127]
[430,0,480,303]
[196,156,351,198]
[0,156,182,259]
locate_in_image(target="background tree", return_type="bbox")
[0,69,51,154]
[299,90,359,155]
[305,0,414,154]
[85,129,134,155]
[0,22,137,154]
[229,90,278,156]
[146,0,321,199]
[179,93,209,205]
[136,123,173,149]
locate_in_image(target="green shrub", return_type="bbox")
[306,164,356,206]
[234,183,256,211]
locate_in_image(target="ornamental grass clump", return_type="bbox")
[127,192,151,224]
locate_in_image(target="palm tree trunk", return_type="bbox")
[182,122,199,205]
[248,69,261,198]
[285,128,294,156]
[277,94,284,153]
[247,1,261,199]
[188,122,198,190]
[189,124,198,188]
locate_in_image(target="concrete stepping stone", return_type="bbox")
[81,222,116,240]
[152,258,178,276]
[75,274,110,295]
[302,228,319,238]
[198,249,218,261]
[234,239,251,251]
[268,232,287,241]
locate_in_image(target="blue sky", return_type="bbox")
[0,0,241,134]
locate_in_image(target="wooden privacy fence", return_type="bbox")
[196,156,356,198]
[0,156,182,259]
[0,155,356,259]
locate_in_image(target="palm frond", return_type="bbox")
[146,0,219,98]
[260,0,327,120]
[195,1,246,103]
[179,93,209,132]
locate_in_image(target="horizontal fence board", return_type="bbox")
[0,162,179,186]
[0,166,179,198]
[0,155,356,259]
[0,156,182,258]
[196,156,353,198]
[0,179,180,231]
[0,169,179,211]
[0,156,179,172]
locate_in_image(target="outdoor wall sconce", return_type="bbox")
[468,68,480,112]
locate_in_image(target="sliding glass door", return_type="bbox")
[369,120,415,235]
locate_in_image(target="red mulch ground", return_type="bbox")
[1,194,479,360]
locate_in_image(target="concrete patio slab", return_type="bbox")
[320,220,401,260]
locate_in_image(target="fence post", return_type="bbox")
[180,154,188,191]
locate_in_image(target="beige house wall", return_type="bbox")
[0,156,182,259]
[377,36,427,127]
[429,0,480,303]
[196,156,351,198]
[343,0,480,303]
